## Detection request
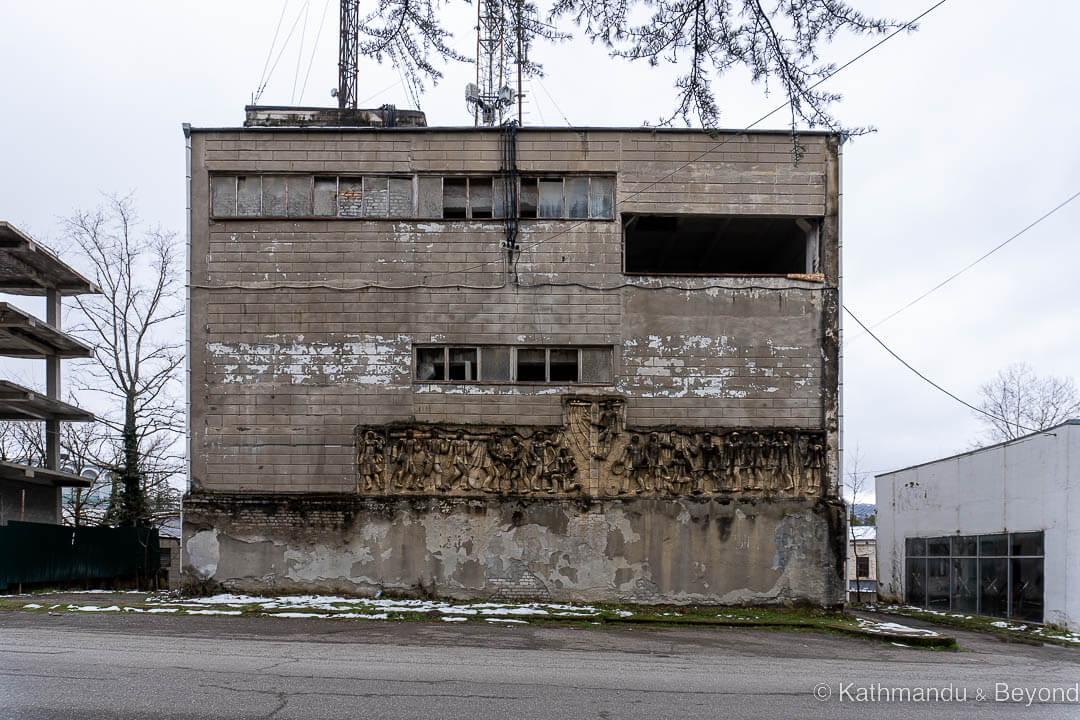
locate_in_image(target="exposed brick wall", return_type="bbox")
[188,128,838,494]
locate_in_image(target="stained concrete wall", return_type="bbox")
[184,125,842,603]
[187,128,840,495]
[184,494,845,605]
[0,480,60,525]
[876,421,1079,629]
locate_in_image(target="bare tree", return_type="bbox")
[358,1,905,137]
[0,419,116,527]
[64,194,184,527]
[975,363,1080,443]
[843,447,870,604]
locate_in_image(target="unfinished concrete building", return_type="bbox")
[182,106,844,604]
[0,223,98,525]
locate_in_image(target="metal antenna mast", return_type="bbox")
[467,0,519,126]
[336,0,360,109]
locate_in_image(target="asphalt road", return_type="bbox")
[2,610,1079,719]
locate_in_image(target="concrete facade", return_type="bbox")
[876,420,1079,629]
[184,116,844,604]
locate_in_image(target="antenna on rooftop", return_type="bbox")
[335,0,360,109]
[467,0,522,126]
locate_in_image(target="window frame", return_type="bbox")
[210,173,616,221]
[413,345,613,386]
[903,531,1044,621]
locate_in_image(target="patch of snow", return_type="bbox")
[23,603,41,609]
[268,612,330,619]
[442,616,468,622]
[72,605,121,612]
[184,609,242,616]
[485,618,528,624]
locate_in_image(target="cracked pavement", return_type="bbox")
[2,610,1079,719]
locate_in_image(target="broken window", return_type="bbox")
[209,173,614,220]
[416,348,446,381]
[443,178,468,218]
[519,178,538,218]
[415,345,613,385]
[516,348,547,382]
[448,348,477,381]
[623,214,819,275]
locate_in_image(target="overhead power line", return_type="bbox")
[843,305,1042,434]
[849,188,1080,344]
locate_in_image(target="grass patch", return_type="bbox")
[856,603,1080,648]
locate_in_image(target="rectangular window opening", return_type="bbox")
[443,178,468,218]
[623,214,816,275]
[549,349,579,383]
[516,349,547,382]
[416,348,446,381]
[448,347,477,381]
[470,178,493,219]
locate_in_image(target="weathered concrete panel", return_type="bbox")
[183,493,845,605]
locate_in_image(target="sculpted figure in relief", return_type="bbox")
[357,430,385,493]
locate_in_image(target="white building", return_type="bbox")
[847,525,877,602]
[876,420,1079,630]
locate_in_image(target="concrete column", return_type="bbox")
[45,289,61,471]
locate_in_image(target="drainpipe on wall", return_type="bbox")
[837,136,845,503]
[181,122,192,582]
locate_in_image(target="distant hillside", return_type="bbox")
[851,503,876,524]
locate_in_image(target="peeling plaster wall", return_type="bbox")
[185,128,842,603]
[183,494,845,605]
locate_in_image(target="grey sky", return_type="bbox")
[2,0,1077,500]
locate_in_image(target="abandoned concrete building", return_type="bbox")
[0,223,99,525]
[182,106,844,604]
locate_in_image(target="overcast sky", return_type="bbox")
[2,0,1078,501]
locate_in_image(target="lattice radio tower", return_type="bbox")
[467,0,522,126]
[335,0,360,110]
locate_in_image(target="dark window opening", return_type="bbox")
[519,179,538,218]
[855,556,870,578]
[549,349,578,382]
[517,349,547,382]
[471,179,493,219]
[443,178,468,218]
[623,214,816,275]
[448,348,477,381]
[416,348,445,381]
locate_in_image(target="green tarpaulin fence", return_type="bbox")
[0,521,159,591]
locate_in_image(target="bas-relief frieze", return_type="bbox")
[355,396,825,498]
